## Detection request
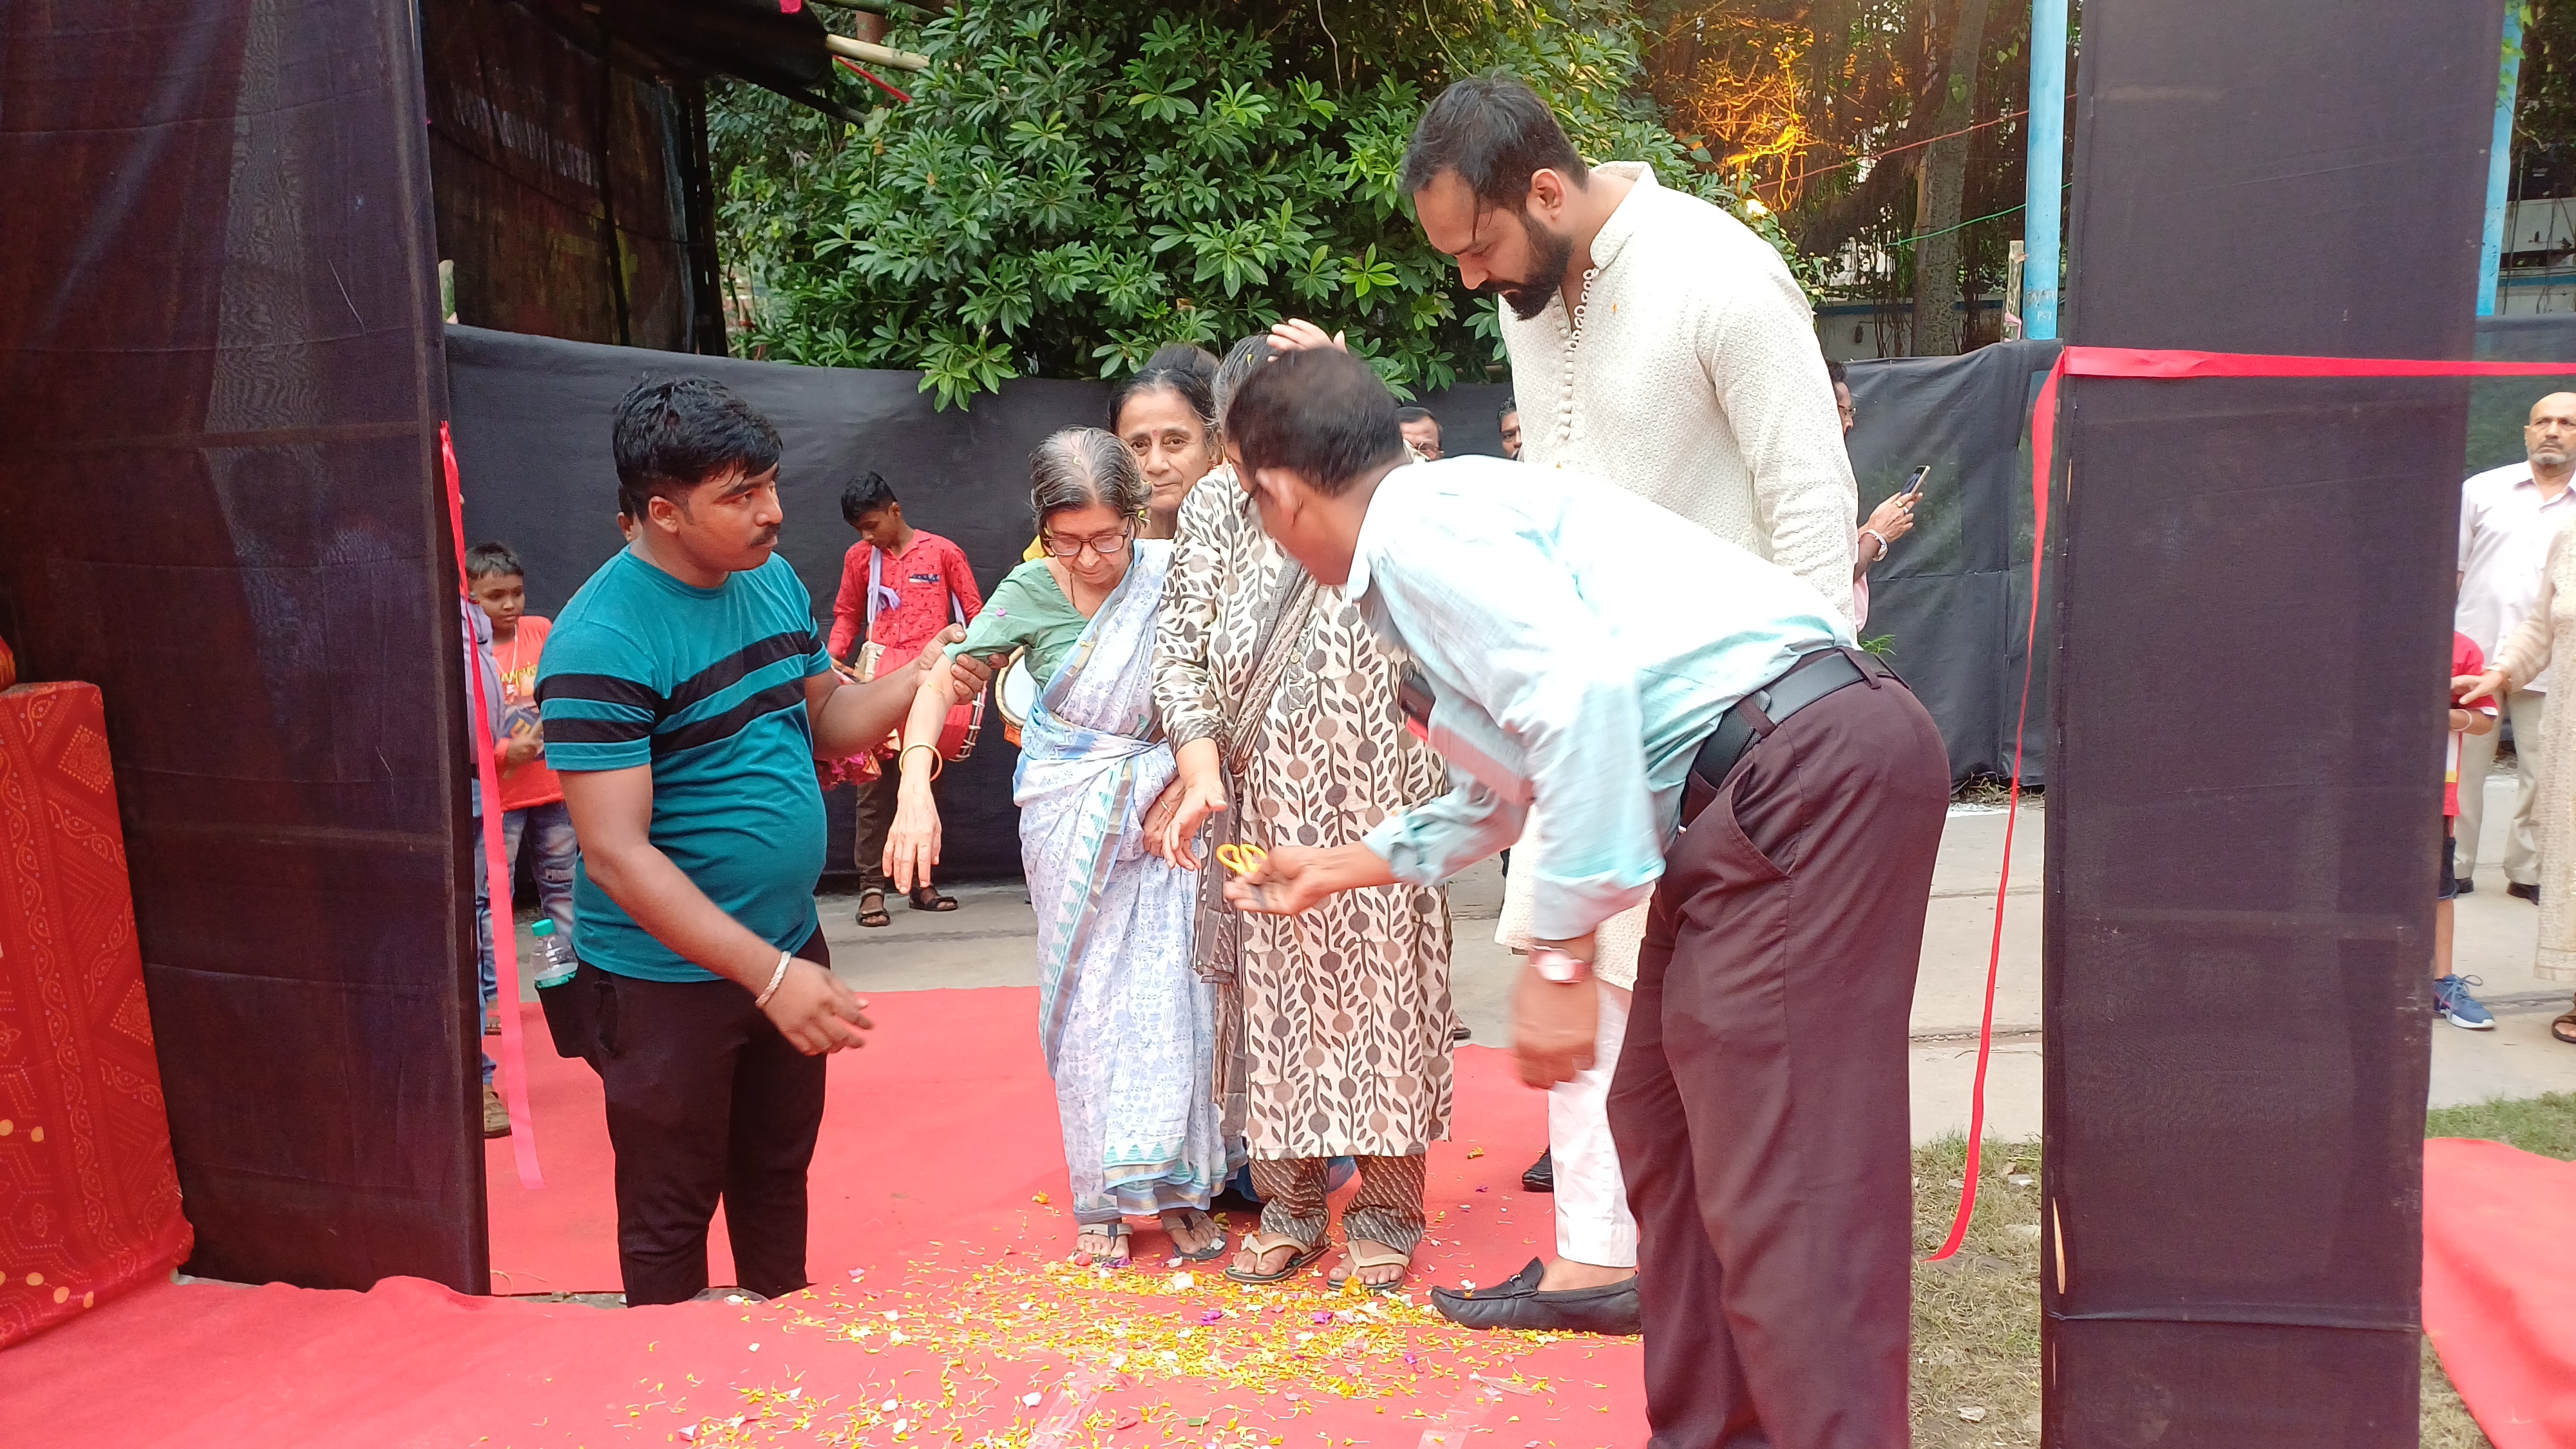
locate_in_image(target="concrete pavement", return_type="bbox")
[505,772,2576,1146]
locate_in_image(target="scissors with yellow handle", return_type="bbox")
[1214,842,1268,878]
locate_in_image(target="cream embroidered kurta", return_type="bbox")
[1501,161,1859,618]
[1151,471,1458,1157]
[2488,516,2576,981]
[1497,162,1860,981]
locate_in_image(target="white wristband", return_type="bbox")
[753,951,793,1009]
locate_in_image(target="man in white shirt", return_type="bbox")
[2456,393,2576,899]
[1400,71,1864,1332]
[1220,348,1949,1449]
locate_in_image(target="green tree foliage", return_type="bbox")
[717,1,1797,408]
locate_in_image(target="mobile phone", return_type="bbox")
[1398,663,1435,744]
[1899,464,1931,498]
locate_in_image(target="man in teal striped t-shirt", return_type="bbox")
[537,377,982,1306]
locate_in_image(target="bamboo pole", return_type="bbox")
[822,32,930,72]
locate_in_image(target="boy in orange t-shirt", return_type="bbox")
[468,543,581,1035]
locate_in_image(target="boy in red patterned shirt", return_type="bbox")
[826,474,982,925]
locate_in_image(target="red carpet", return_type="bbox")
[1,987,1648,1446]
[2423,1137,2576,1448]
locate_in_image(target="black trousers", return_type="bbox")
[1609,670,1949,1449]
[594,929,831,1306]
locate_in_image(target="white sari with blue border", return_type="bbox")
[1016,540,1225,1221]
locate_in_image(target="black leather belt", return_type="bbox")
[1688,647,1893,803]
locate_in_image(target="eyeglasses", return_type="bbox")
[1040,523,1134,558]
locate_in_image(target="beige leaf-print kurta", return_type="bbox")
[2490,515,2576,981]
[1151,472,1457,1158]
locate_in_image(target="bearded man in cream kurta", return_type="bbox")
[1403,74,1859,1336]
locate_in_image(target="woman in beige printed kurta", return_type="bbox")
[1151,457,1456,1290]
[2472,516,2576,1043]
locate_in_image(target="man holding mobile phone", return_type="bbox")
[1853,463,1924,629]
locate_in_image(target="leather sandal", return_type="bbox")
[909,885,958,913]
[1429,1258,1642,1334]
[1225,1231,1327,1285]
[1075,1223,1131,1267]
[2552,1007,2576,1046]
[1327,1239,1412,1293]
[856,889,891,928]
[1159,1208,1231,1262]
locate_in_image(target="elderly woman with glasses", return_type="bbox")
[884,427,1230,1268]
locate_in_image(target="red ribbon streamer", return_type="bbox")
[442,422,544,1191]
[1923,345,2576,1264]
[835,54,914,104]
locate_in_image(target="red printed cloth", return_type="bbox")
[0,682,191,1349]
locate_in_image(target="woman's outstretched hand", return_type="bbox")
[882,768,943,894]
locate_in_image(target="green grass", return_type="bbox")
[1912,1095,2576,1448]
[1909,1137,2043,1447]
[2425,1091,2576,1160]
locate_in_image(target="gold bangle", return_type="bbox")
[900,742,943,781]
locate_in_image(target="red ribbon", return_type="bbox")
[835,55,914,104]
[442,422,544,1191]
[1924,345,2576,1263]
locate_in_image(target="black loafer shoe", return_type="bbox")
[1521,1148,1555,1193]
[2453,876,2475,896]
[2510,880,2542,904]
[1429,1257,1642,1334]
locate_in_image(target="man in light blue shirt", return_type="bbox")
[1220,347,1950,1449]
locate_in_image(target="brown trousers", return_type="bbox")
[1609,667,1949,1449]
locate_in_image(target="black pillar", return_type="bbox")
[2044,3,2509,1441]
[0,0,484,1291]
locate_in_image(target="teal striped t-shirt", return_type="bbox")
[535,549,830,982]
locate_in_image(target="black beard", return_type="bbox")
[1491,219,1578,321]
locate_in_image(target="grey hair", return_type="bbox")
[1211,334,1276,438]
[1028,426,1149,529]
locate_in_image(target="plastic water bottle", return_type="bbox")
[529,918,578,990]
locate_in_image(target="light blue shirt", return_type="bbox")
[1350,457,1850,940]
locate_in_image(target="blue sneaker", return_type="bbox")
[2434,974,2496,1030]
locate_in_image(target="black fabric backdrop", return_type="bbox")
[1843,340,2061,786]
[0,1,483,1291]
[2045,1,2505,1442]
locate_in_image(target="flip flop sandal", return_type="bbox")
[1075,1224,1132,1267]
[2552,1009,2576,1046]
[1327,1240,1413,1294]
[1225,1231,1327,1285]
[1159,1208,1231,1262]
[909,886,959,913]
[857,890,891,929]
